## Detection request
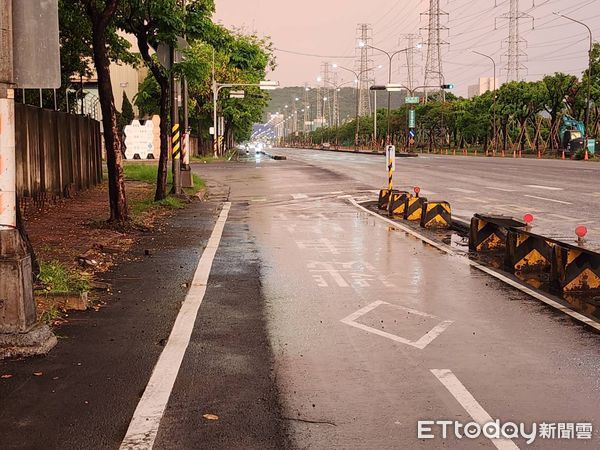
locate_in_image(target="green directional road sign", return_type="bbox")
[408,110,416,128]
[405,96,420,104]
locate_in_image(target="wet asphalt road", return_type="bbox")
[1,152,599,449]
[194,152,600,448]
[273,148,600,249]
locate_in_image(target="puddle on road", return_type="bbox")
[362,201,600,326]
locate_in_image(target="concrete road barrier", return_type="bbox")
[378,189,400,210]
[420,201,452,229]
[404,197,428,221]
[505,229,554,273]
[553,244,600,293]
[469,214,526,253]
[389,191,412,217]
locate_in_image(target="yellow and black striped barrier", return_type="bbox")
[553,244,600,293]
[172,123,181,160]
[420,201,451,229]
[389,191,412,217]
[469,215,525,253]
[378,189,392,210]
[505,229,554,273]
[404,197,427,221]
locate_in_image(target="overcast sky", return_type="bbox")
[214,0,600,96]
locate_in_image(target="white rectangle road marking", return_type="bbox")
[524,184,563,191]
[292,193,308,200]
[463,197,489,204]
[448,187,478,194]
[524,195,572,205]
[430,369,519,450]
[120,202,232,450]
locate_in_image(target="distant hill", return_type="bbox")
[265,86,407,123]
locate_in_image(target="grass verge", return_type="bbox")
[37,260,91,294]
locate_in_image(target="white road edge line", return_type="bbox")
[523,195,572,205]
[120,202,232,450]
[524,184,563,191]
[348,198,600,332]
[430,369,519,450]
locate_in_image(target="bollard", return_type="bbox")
[404,197,428,221]
[389,191,411,217]
[420,201,452,229]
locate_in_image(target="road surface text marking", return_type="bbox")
[120,202,232,450]
[349,197,600,332]
[341,301,453,350]
[524,185,563,191]
[430,369,519,450]
[523,195,572,205]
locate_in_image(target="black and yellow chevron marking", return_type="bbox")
[420,201,451,229]
[378,189,393,210]
[505,230,554,273]
[468,218,506,253]
[389,192,411,217]
[404,197,427,221]
[172,123,181,160]
[553,244,600,293]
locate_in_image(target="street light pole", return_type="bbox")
[554,12,593,160]
[472,50,498,156]
[362,43,415,145]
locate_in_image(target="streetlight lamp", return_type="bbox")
[554,12,594,160]
[334,63,382,146]
[359,42,420,145]
[472,50,498,156]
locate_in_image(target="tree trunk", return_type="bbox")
[90,17,128,223]
[155,80,170,201]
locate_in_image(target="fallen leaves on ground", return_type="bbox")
[33,372,43,377]
[1,374,13,379]
[202,413,219,421]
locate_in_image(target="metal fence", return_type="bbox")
[15,103,103,208]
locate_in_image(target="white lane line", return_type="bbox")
[448,187,478,194]
[348,198,600,332]
[251,198,267,202]
[430,369,519,450]
[486,187,516,192]
[463,197,489,204]
[548,213,577,221]
[419,189,438,196]
[523,195,572,205]
[524,184,563,191]
[120,202,232,450]
[292,193,308,200]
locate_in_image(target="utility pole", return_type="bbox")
[496,0,534,82]
[473,50,498,156]
[303,83,310,133]
[422,0,448,100]
[0,0,57,358]
[170,44,182,194]
[180,0,192,188]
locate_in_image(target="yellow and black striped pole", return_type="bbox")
[172,123,181,160]
[386,144,395,191]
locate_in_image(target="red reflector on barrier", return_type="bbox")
[576,226,588,238]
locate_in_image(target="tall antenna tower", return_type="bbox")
[496,0,534,82]
[399,34,421,90]
[356,23,373,116]
[421,0,449,95]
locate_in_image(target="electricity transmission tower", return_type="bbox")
[422,0,448,96]
[399,34,421,90]
[332,71,340,128]
[320,62,332,126]
[496,0,534,82]
[303,83,310,132]
[356,23,373,116]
